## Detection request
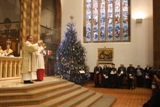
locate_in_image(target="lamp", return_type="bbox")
[136,18,142,23]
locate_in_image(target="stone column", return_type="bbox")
[20,0,42,48]
[153,0,160,68]
[54,0,61,45]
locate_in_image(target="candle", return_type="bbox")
[18,43,20,54]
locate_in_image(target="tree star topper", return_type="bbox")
[70,15,74,20]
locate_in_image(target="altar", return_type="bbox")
[0,56,22,80]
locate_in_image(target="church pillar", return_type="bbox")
[54,0,61,45]
[19,0,41,47]
[153,0,160,68]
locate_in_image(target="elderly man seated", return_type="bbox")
[4,45,13,56]
[0,46,4,56]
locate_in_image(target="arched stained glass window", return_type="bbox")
[84,0,130,43]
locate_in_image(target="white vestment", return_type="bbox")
[37,46,46,69]
[4,49,13,56]
[0,49,4,56]
[21,41,38,81]
[30,52,38,80]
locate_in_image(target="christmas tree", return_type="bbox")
[54,16,90,85]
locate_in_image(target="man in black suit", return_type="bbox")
[135,65,144,87]
[109,64,117,88]
[127,63,135,89]
[102,64,110,88]
[117,64,126,88]
[94,63,102,87]
[144,64,152,88]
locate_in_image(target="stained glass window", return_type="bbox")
[84,0,130,42]
[100,0,106,41]
[93,0,99,41]
[86,0,92,42]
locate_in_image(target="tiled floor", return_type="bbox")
[83,81,152,107]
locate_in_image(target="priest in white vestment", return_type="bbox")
[31,52,38,80]
[21,35,41,84]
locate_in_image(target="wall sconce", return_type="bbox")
[136,18,142,23]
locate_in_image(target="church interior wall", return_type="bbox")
[41,0,55,29]
[0,0,153,73]
[0,0,20,22]
[61,0,153,72]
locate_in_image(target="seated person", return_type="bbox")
[4,45,13,56]
[143,69,160,107]
[0,46,4,56]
